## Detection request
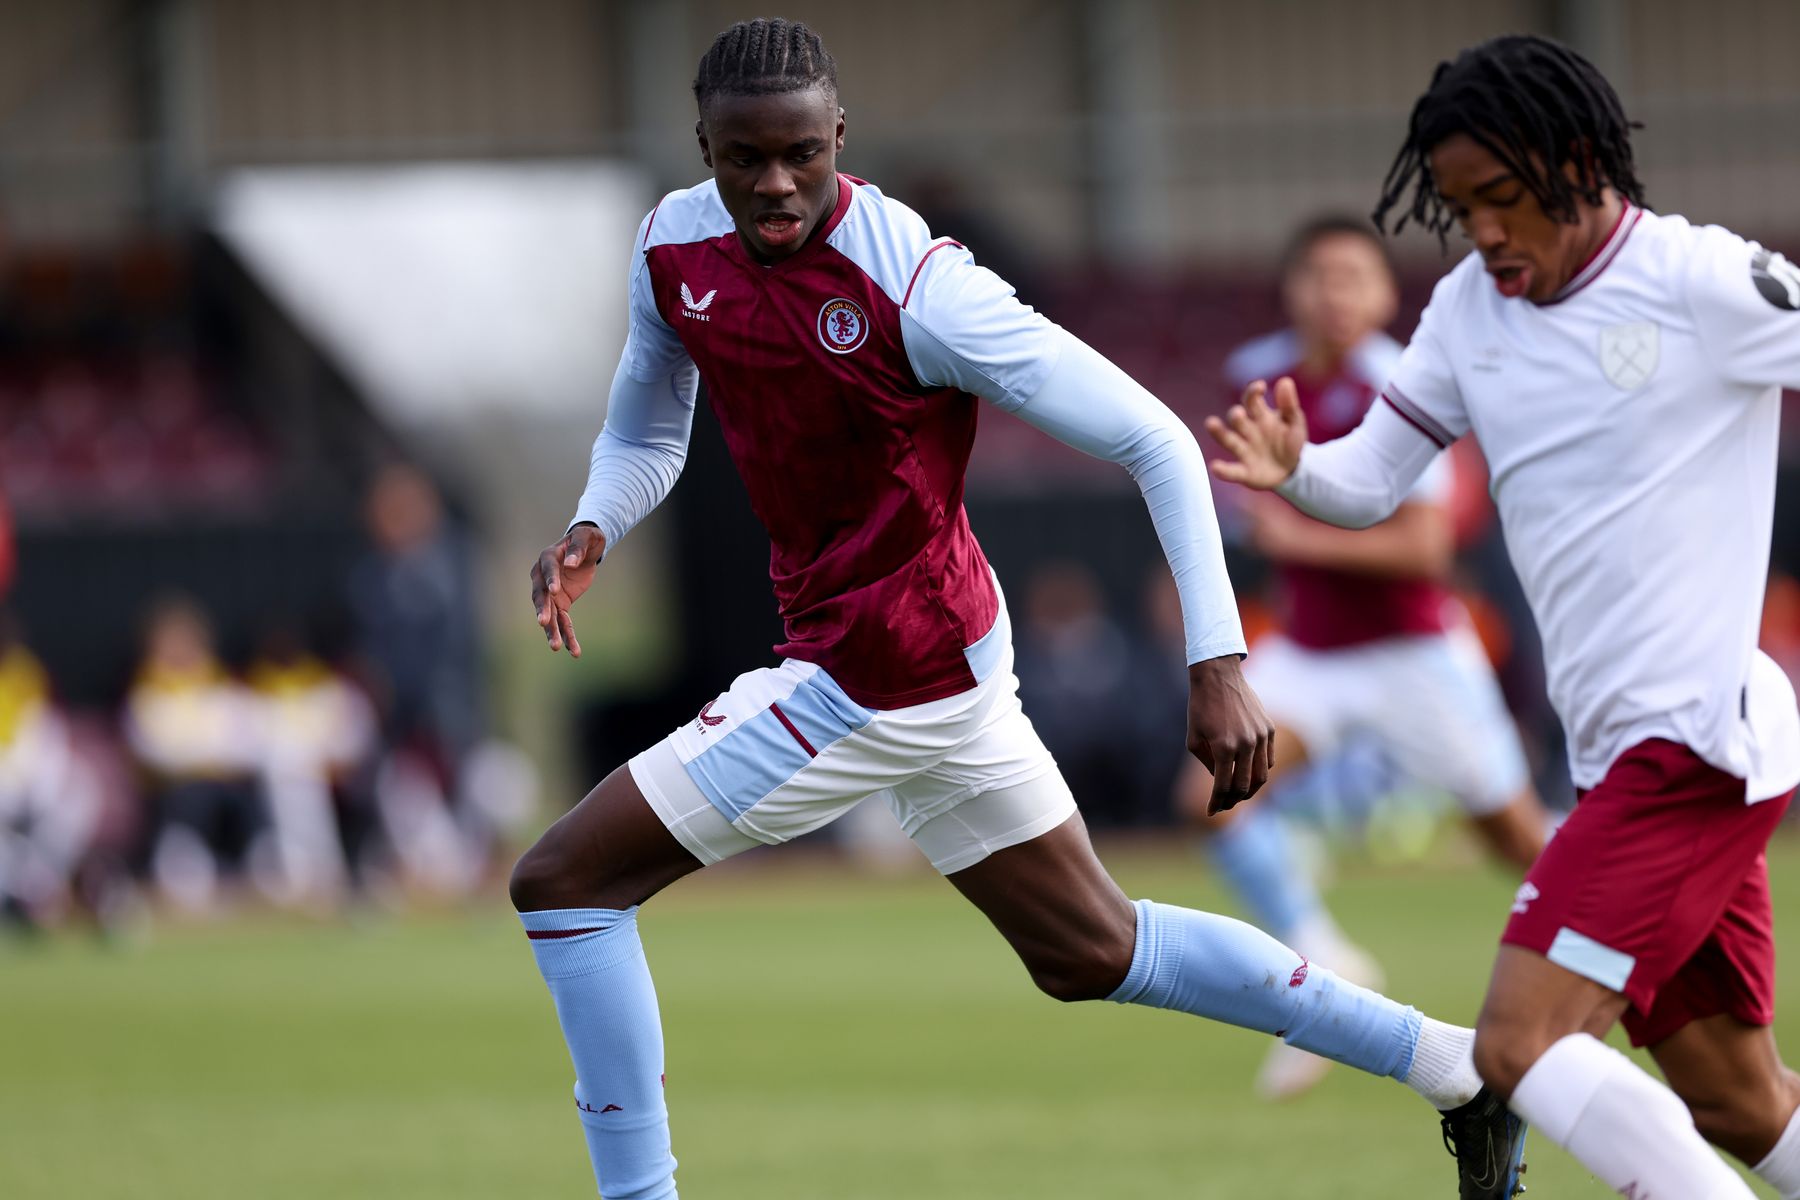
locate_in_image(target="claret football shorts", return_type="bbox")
[1501,738,1793,1047]
[629,597,1076,875]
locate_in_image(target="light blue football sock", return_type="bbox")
[520,907,677,1200]
[1204,810,1319,943]
[1109,898,1420,1080]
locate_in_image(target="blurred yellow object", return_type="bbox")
[247,656,333,696]
[126,659,260,781]
[0,643,50,746]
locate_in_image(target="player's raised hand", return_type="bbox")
[1204,377,1308,490]
[530,522,606,658]
[1186,655,1276,814]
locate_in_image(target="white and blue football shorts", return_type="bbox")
[629,599,1076,874]
[1245,624,1531,817]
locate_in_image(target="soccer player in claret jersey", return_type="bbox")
[1211,33,1800,1199]
[508,17,1521,1200]
[1184,216,1551,1102]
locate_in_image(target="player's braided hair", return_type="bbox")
[1373,34,1647,243]
[693,18,838,109]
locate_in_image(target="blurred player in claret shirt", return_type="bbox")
[506,17,1522,1200]
[1212,34,1800,1199]
[1184,216,1551,1101]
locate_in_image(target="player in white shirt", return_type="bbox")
[1185,217,1551,1104]
[1210,35,1800,1199]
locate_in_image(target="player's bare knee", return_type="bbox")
[508,823,604,912]
[507,834,564,912]
[1024,927,1136,1003]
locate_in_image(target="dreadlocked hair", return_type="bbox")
[693,18,837,110]
[1373,34,1646,244]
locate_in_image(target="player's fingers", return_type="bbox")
[558,607,581,659]
[1273,377,1302,423]
[1208,744,1238,815]
[1209,458,1252,484]
[1205,414,1250,453]
[1267,724,1277,774]
[539,544,565,598]
[530,562,552,627]
[1244,379,1275,421]
[1247,732,1271,797]
[1207,420,1252,462]
[1231,736,1257,799]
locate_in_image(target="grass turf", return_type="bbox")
[4,838,1792,1198]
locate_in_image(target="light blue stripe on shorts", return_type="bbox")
[1547,927,1636,993]
[685,669,875,823]
[964,600,1010,684]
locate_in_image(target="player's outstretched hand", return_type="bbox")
[1204,377,1308,490]
[1186,654,1276,815]
[530,522,606,658]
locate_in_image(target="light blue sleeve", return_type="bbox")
[904,281,1245,664]
[568,223,700,548]
[568,354,699,550]
[896,241,1062,409]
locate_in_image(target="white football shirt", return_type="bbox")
[1295,205,1800,800]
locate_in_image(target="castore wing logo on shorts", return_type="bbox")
[1511,881,1539,914]
[817,297,869,354]
[1598,321,1659,390]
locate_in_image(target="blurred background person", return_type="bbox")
[0,612,110,933]
[1013,560,1154,828]
[123,597,266,911]
[246,623,380,907]
[1181,216,1551,1099]
[348,461,490,894]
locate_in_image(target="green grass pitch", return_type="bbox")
[5,839,1791,1197]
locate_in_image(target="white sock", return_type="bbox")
[1754,1104,1800,1198]
[1403,1018,1483,1110]
[1512,1033,1755,1199]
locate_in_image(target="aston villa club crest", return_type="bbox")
[1598,321,1659,390]
[817,297,869,354]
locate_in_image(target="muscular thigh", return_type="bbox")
[510,764,704,911]
[946,810,1135,967]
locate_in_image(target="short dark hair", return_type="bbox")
[1279,215,1396,284]
[1373,34,1647,244]
[693,18,838,111]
